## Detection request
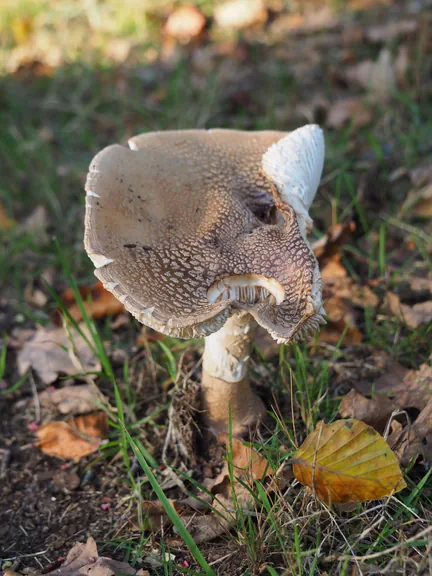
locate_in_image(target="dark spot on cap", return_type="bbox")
[124,244,137,249]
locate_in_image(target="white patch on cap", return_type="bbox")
[88,253,114,269]
[262,124,325,236]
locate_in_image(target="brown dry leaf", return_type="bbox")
[17,324,101,384]
[345,48,396,103]
[312,221,380,346]
[339,389,396,434]
[389,397,432,466]
[140,500,182,532]
[365,19,417,42]
[39,384,105,415]
[293,419,406,503]
[410,163,432,188]
[313,220,356,266]
[19,205,48,243]
[212,433,273,488]
[24,536,141,576]
[339,360,432,436]
[319,296,363,346]
[355,361,432,413]
[56,281,125,324]
[327,98,372,129]
[385,291,432,329]
[400,180,432,218]
[164,5,206,43]
[270,7,339,37]
[214,0,267,30]
[0,201,15,230]
[36,412,108,461]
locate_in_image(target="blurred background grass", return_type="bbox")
[1,0,430,347]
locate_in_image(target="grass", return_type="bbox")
[1,0,432,574]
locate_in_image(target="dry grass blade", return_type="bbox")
[292,419,406,503]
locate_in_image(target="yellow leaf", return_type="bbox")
[292,419,406,503]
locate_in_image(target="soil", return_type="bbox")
[0,395,129,565]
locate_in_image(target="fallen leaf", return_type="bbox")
[313,220,356,266]
[327,98,372,129]
[354,361,432,414]
[0,201,15,230]
[339,389,396,434]
[345,48,396,103]
[385,291,432,329]
[55,281,125,324]
[17,324,100,384]
[24,280,48,307]
[389,397,432,466]
[19,205,48,243]
[402,184,432,219]
[104,38,132,63]
[164,5,206,43]
[319,296,363,346]
[292,419,406,503]
[208,433,273,492]
[270,7,339,37]
[52,468,81,491]
[39,384,106,414]
[11,16,34,44]
[312,221,376,345]
[24,536,141,576]
[214,0,267,30]
[410,163,432,188]
[36,412,108,461]
[365,19,417,42]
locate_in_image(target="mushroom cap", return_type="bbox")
[84,128,325,343]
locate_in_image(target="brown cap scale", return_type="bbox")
[84,126,326,436]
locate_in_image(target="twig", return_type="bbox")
[28,369,41,423]
[0,448,11,478]
[1,549,49,561]
[324,525,432,563]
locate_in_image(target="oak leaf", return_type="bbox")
[292,419,406,503]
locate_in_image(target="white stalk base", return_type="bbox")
[201,312,266,436]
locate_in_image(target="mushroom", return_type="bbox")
[84,126,326,437]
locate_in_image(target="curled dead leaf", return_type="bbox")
[319,296,363,346]
[389,397,432,467]
[339,389,395,434]
[327,98,372,129]
[345,48,396,103]
[293,419,406,503]
[354,360,432,414]
[365,19,417,42]
[17,324,100,385]
[39,384,106,415]
[36,412,107,461]
[210,433,273,491]
[16,536,142,576]
[385,291,432,329]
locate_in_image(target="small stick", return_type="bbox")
[28,369,41,423]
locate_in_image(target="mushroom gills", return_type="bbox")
[207,274,285,306]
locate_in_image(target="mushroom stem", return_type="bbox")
[201,312,266,437]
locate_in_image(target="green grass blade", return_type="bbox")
[121,424,215,575]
